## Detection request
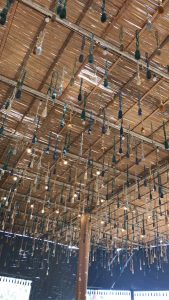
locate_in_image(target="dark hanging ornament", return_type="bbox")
[135,30,141,60]
[79,35,85,63]
[60,103,67,128]
[163,121,169,149]
[119,25,124,51]
[59,0,67,19]
[118,92,123,119]
[120,120,123,136]
[135,144,139,165]
[32,116,40,144]
[88,112,94,134]
[63,131,71,155]
[44,132,52,154]
[112,136,117,164]
[126,164,129,187]
[137,94,142,116]
[0,114,7,135]
[104,60,109,88]
[56,0,62,15]
[78,78,83,102]
[119,135,123,154]
[101,0,107,23]
[142,215,145,236]
[137,179,141,199]
[0,0,13,26]
[126,130,130,159]
[145,52,151,80]
[158,0,164,14]
[88,34,94,64]
[102,108,107,134]
[81,92,87,123]
[15,70,26,100]
[143,166,147,187]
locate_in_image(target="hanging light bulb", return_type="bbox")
[63,159,68,165]
[13,176,17,181]
[26,147,32,154]
[41,208,45,214]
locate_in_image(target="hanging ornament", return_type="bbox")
[56,0,62,15]
[63,131,71,155]
[15,70,26,100]
[44,132,52,154]
[143,166,147,187]
[159,100,164,112]
[137,93,142,116]
[112,136,117,163]
[102,108,107,134]
[135,143,139,165]
[32,116,40,144]
[33,30,45,56]
[0,0,13,26]
[119,134,123,155]
[163,121,168,149]
[59,0,67,19]
[70,58,77,86]
[146,13,153,32]
[136,63,142,86]
[88,111,94,134]
[81,93,87,124]
[60,103,67,128]
[126,130,130,159]
[101,0,107,23]
[135,30,141,60]
[118,92,123,119]
[0,114,7,135]
[104,60,109,88]
[78,78,83,102]
[79,35,86,63]
[52,72,58,101]
[119,25,124,51]
[59,68,65,96]
[145,52,151,80]
[158,0,164,14]
[155,30,161,56]
[88,33,94,64]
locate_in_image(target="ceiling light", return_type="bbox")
[26,147,32,154]
[96,170,101,176]
[13,176,17,181]
[55,210,59,214]
[63,159,68,165]
[41,208,45,214]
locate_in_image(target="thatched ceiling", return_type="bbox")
[0,0,169,251]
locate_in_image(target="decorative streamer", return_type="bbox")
[145,52,151,80]
[135,30,141,60]
[88,33,94,64]
[101,0,107,23]
[163,121,168,149]
[0,0,13,25]
[119,25,124,51]
[104,60,109,88]
[79,35,86,63]
[15,70,26,100]
[78,78,83,102]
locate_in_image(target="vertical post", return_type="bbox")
[76,213,91,300]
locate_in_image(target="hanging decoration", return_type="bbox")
[102,108,107,134]
[135,30,141,60]
[145,52,151,80]
[52,72,58,101]
[137,93,142,116]
[146,13,153,32]
[0,114,7,135]
[88,33,94,64]
[100,0,107,23]
[33,30,45,55]
[81,92,87,124]
[155,30,161,55]
[119,25,124,51]
[56,0,67,19]
[118,92,123,119]
[79,35,86,63]
[44,132,52,155]
[88,111,94,134]
[63,130,71,155]
[163,121,168,149]
[15,70,26,100]
[32,116,40,144]
[112,136,117,164]
[158,0,164,14]
[104,60,109,88]
[0,0,13,26]
[60,103,67,128]
[78,78,83,102]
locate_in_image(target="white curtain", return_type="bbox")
[0,276,32,300]
[87,290,131,300]
[134,291,169,299]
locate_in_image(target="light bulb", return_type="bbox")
[26,147,32,154]
[63,159,68,165]
[41,208,45,214]
[13,176,17,181]
[96,170,101,176]
[55,209,59,214]
[100,220,104,225]
[30,204,34,209]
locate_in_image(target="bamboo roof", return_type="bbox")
[0,0,169,251]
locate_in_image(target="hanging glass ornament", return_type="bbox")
[146,13,153,32]
[88,33,94,64]
[135,30,141,60]
[81,93,87,124]
[79,35,85,63]
[0,114,7,135]
[158,0,164,14]
[52,72,58,101]
[118,92,123,119]
[145,52,151,80]
[44,132,52,154]
[33,30,45,56]
[59,68,65,96]
[163,121,168,149]
[0,0,13,26]
[155,30,161,56]
[119,135,123,154]
[135,144,139,165]
[60,103,67,128]
[104,60,109,88]
[78,78,83,102]
[56,0,62,15]
[59,0,67,19]
[119,25,124,51]
[137,94,142,116]
[15,70,26,100]
[63,131,71,155]
[100,0,107,23]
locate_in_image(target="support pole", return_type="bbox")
[76,213,91,300]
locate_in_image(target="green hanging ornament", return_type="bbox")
[145,52,151,80]
[88,34,94,64]
[78,78,83,102]
[135,30,141,60]
[101,0,107,23]
[60,0,67,19]
[104,60,109,88]
[0,0,13,26]
[56,0,62,15]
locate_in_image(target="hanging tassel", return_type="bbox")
[137,93,142,116]
[102,108,107,134]
[119,25,124,51]
[112,136,117,163]
[81,93,87,124]
[79,35,85,63]
[155,30,161,56]
[158,0,164,14]
[60,103,67,128]
[163,121,168,149]
[15,70,26,100]
[44,132,52,154]
[88,33,94,64]
[101,0,107,23]
[0,0,13,26]
[59,0,67,19]
[135,30,141,60]
[145,52,151,80]
[118,92,123,119]
[78,78,83,102]
[104,60,109,88]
